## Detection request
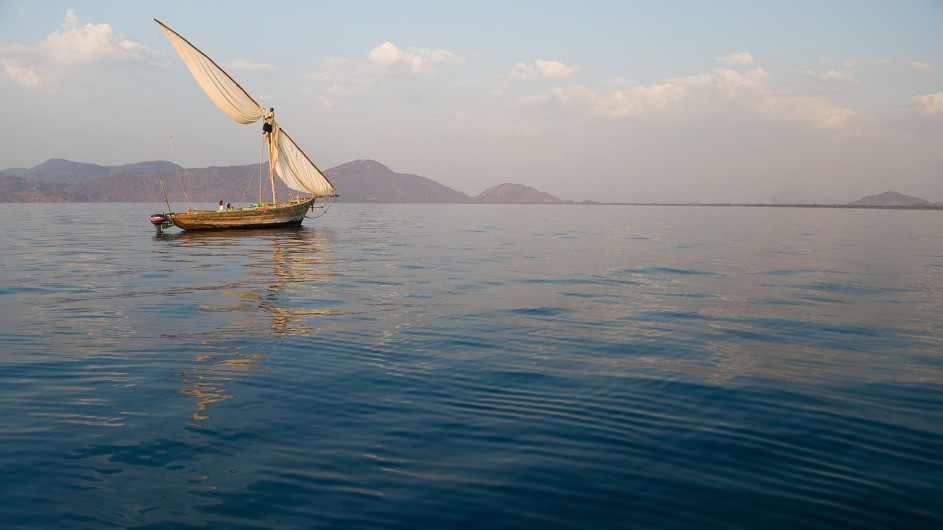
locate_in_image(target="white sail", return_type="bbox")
[271,125,336,197]
[156,19,264,124]
[156,19,336,202]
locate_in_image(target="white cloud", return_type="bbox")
[0,9,152,91]
[309,57,370,108]
[42,10,135,62]
[537,67,768,118]
[701,67,770,96]
[534,63,854,130]
[0,45,44,89]
[758,96,856,129]
[909,61,935,75]
[803,68,849,81]
[545,82,684,117]
[718,52,756,66]
[909,92,943,114]
[367,42,403,66]
[511,59,577,80]
[367,41,464,75]
[800,67,858,87]
[309,41,464,106]
[819,69,854,82]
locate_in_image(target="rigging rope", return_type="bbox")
[156,24,192,210]
[240,138,265,204]
[259,136,265,204]
[307,194,337,219]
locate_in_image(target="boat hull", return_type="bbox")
[169,197,315,231]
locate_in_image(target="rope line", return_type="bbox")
[307,195,337,219]
[156,24,192,210]
[240,138,265,203]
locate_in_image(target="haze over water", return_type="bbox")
[1,203,941,529]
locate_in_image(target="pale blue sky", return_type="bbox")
[1,1,941,202]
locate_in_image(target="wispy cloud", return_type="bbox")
[799,67,858,88]
[909,92,943,114]
[0,9,152,91]
[542,81,685,117]
[224,60,278,73]
[367,41,464,75]
[309,58,373,108]
[511,59,577,80]
[718,52,756,66]
[529,56,856,130]
[909,61,935,75]
[803,68,853,82]
[757,96,856,129]
[686,67,770,97]
[310,41,464,107]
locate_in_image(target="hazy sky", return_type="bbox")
[1,1,941,203]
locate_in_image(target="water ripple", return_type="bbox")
[1,204,941,529]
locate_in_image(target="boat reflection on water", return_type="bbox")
[156,226,335,424]
[177,349,264,424]
[258,227,337,337]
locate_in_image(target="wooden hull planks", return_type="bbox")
[169,197,315,231]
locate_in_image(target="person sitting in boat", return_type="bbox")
[263,108,274,135]
[218,200,225,211]
[226,202,234,210]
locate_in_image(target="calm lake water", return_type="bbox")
[0,203,941,529]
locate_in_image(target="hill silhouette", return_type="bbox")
[3,159,938,207]
[328,160,471,203]
[847,191,929,207]
[475,183,562,204]
[0,158,569,204]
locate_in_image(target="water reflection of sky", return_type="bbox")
[2,204,942,529]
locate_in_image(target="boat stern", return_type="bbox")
[150,213,174,235]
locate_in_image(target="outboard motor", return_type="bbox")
[150,213,172,235]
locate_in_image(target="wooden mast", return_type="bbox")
[267,126,278,205]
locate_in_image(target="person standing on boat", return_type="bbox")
[218,200,225,211]
[263,108,274,135]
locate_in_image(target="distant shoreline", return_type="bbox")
[578,203,943,210]
[5,159,938,208]
[4,201,941,210]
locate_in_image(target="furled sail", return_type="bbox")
[270,125,336,197]
[155,19,264,124]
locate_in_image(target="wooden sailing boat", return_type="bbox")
[150,19,336,234]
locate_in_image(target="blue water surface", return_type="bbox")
[0,203,941,529]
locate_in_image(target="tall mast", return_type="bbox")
[267,128,278,204]
[269,136,278,204]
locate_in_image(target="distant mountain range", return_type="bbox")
[0,158,937,207]
[845,191,930,207]
[0,158,569,204]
